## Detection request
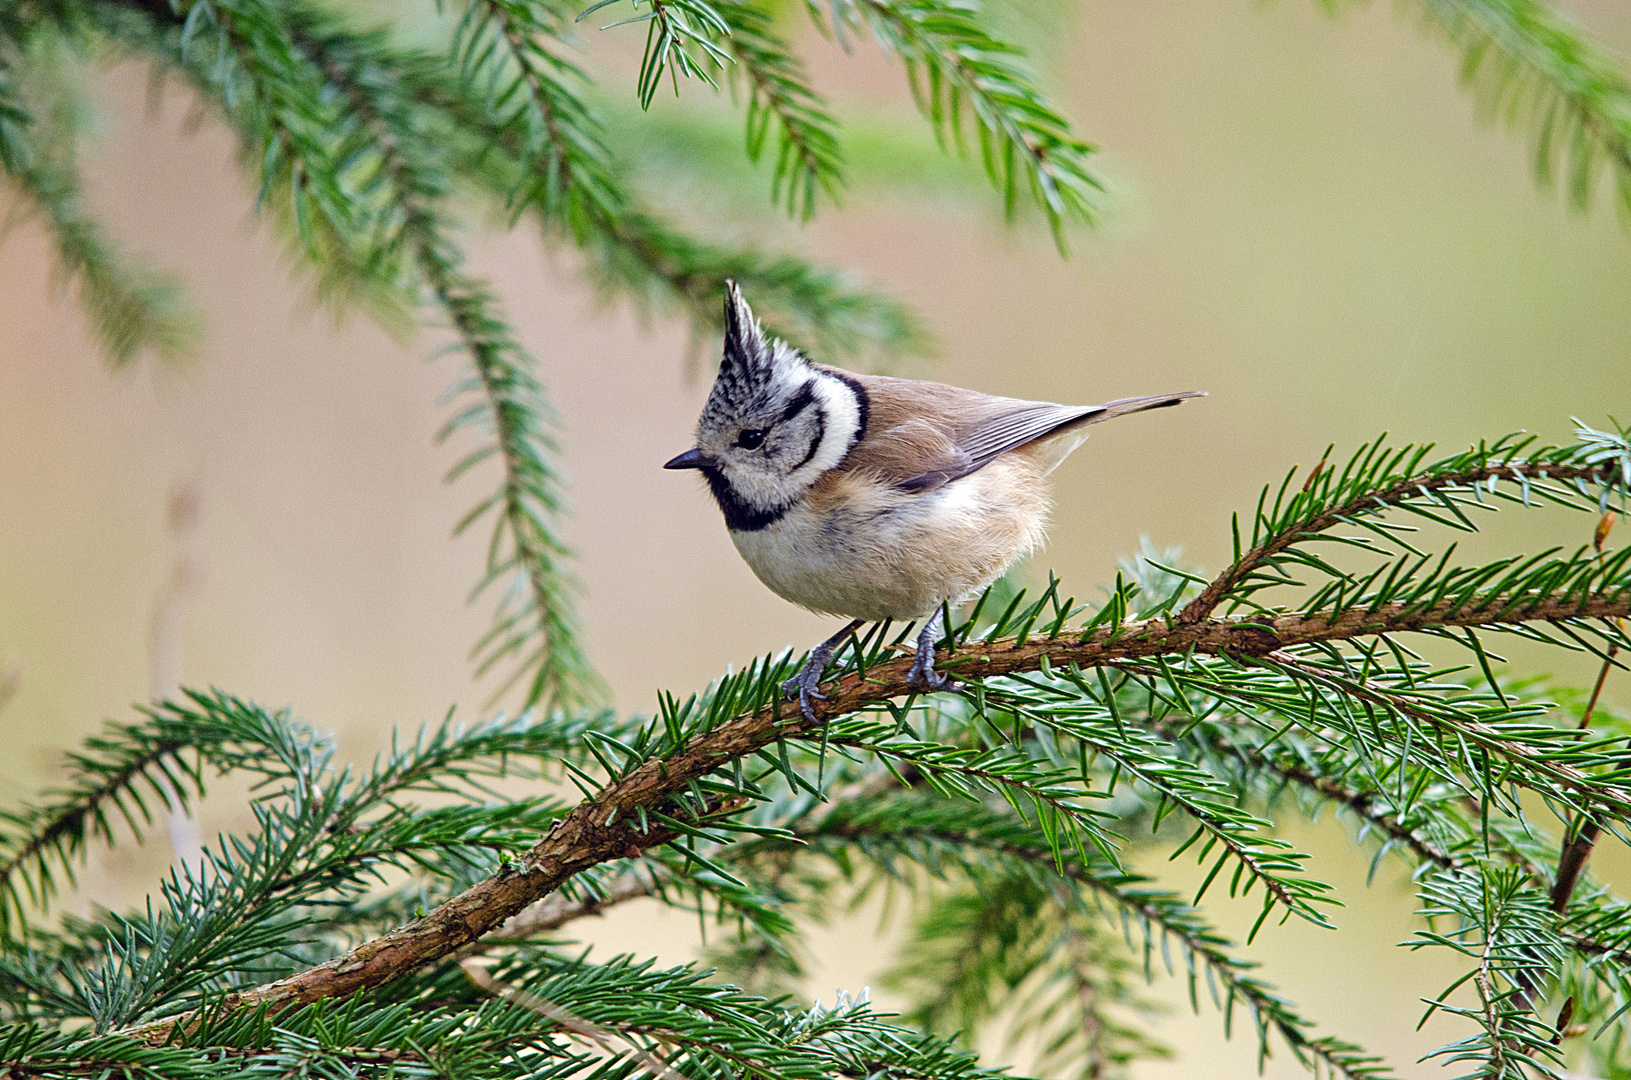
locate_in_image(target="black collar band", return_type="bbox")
[703,467,791,532]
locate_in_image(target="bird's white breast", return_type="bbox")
[729,455,1050,622]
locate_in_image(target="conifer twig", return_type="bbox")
[120,586,1631,1042]
[1546,651,1615,914]
[1410,0,1631,216]
[461,959,687,1080]
[1547,511,1621,915]
[1181,459,1614,625]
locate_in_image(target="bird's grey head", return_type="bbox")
[664,283,868,531]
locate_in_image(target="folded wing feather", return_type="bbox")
[837,369,1200,496]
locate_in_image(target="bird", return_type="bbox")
[665,283,1203,722]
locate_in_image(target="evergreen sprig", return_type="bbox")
[0,28,198,364]
[0,691,327,941]
[827,0,1103,247]
[1413,0,1631,219]
[712,0,843,219]
[1414,866,1570,1079]
[882,873,1171,1080]
[784,791,1383,1079]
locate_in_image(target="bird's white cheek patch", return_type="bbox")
[784,373,862,488]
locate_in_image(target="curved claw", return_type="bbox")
[906,608,957,694]
[780,620,864,725]
[795,686,824,723]
[905,655,956,694]
[783,665,829,724]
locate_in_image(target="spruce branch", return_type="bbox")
[284,4,602,712]
[1232,744,1461,871]
[0,44,198,366]
[0,53,30,175]
[122,0,385,288]
[461,951,1007,1080]
[1058,919,1150,1080]
[587,0,1102,241]
[582,0,732,109]
[786,794,1384,1080]
[1413,866,1569,1079]
[4,157,200,365]
[1548,776,1607,918]
[880,874,1169,1080]
[711,0,844,219]
[1312,0,1631,220]
[0,724,200,939]
[933,680,1336,932]
[1172,700,1631,971]
[293,0,923,366]
[451,0,622,228]
[818,0,1103,248]
[2,724,591,1027]
[0,691,330,940]
[1176,696,1611,913]
[435,271,600,713]
[118,585,1631,1037]
[1180,439,1623,624]
[1410,0,1631,220]
[1076,865,1389,1080]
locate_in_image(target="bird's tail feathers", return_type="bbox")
[1084,391,1206,424]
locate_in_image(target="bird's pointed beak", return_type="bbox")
[664,448,709,470]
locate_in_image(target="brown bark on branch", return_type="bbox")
[1548,636,1619,914]
[123,590,1631,1043]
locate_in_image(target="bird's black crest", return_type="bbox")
[721,281,772,384]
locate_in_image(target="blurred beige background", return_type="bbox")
[3,0,1631,1076]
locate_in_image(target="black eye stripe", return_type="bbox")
[790,408,826,471]
[776,383,816,425]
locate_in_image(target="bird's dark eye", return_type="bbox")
[736,429,767,450]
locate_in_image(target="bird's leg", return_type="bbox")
[783,619,865,723]
[906,607,956,693]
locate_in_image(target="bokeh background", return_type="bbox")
[3,1,1631,1075]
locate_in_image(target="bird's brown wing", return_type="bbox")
[829,372,992,492]
[833,370,1201,494]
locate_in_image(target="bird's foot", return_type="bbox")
[782,619,864,725]
[905,650,955,693]
[905,609,957,693]
[782,658,829,724]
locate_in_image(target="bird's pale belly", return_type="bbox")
[728,464,1049,622]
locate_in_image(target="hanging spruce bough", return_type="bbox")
[5,0,1631,1077]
